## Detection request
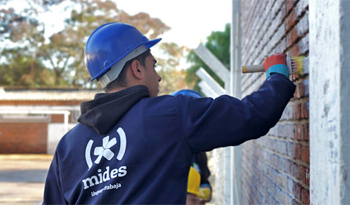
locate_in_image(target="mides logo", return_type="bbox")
[85,127,127,170]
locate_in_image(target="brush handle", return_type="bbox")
[242,64,292,75]
[242,57,293,74]
[242,64,292,74]
[242,65,265,73]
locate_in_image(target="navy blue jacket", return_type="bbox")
[43,74,295,204]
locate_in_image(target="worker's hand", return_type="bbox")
[199,184,212,202]
[263,53,289,78]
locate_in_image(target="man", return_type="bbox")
[172,90,212,204]
[186,167,203,205]
[43,22,295,204]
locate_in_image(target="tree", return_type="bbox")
[0,4,53,87]
[0,0,170,88]
[156,42,194,95]
[0,47,54,87]
[0,1,67,87]
[185,23,230,94]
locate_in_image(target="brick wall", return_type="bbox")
[0,122,47,153]
[0,99,85,154]
[0,100,83,106]
[240,0,309,204]
[51,114,64,123]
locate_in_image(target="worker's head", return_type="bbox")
[84,22,162,97]
[171,89,203,98]
[186,166,202,205]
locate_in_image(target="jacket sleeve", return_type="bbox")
[177,74,296,153]
[43,153,67,204]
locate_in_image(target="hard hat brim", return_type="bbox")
[90,38,162,82]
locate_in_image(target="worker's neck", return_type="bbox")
[107,83,145,94]
[107,86,128,94]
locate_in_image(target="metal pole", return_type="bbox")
[230,1,236,205]
[230,0,242,204]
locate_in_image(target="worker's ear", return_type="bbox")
[130,60,143,80]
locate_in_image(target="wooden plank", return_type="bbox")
[196,67,226,97]
[193,44,230,83]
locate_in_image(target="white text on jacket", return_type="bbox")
[82,166,127,189]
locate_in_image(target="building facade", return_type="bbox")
[0,88,98,154]
[239,0,310,204]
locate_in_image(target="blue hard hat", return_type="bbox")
[171,89,203,98]
[84,22,162,84]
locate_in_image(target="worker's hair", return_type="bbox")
[104,49,151,93]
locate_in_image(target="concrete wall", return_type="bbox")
[47,123,76,154]
[309,0,350,204]
[209,148,230,205]
[239,0,310,204]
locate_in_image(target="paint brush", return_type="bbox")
[242,56,305,75]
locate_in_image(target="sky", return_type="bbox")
[115,0,232,68]
[1,0,232,67]
[2,0,232,49]
[116,0,232,49]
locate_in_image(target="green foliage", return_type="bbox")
[185,23,231,94]
[0,47,56,87]
[0,0,170,88]
[156,42,193,95]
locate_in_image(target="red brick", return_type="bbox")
[293,183,302,201]
[305,167,310,186]
[296,81,305,98]
[295,103,302,120]
[287,22,298,46]
[301,102,309,119]
[301,187,310,204]
[51,114,64,123]
[298,165,306,182]
[301,145,310,163]
[290,40,301,57]
[295,124,305,140]
[0,98,85,153]
[0,122,47,153]
[0,100,83,106]
[285,0,295,12]
[304,123,310,141]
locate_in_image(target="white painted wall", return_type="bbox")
[207,147,236,205]
[339,2,350,204]
[310,0,350,204]
[47,123,76,154]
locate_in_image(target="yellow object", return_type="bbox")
[199,186,211,201]
[290,56,304,75]
[187,167,201,196]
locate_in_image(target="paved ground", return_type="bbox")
[0,154,217,204]
[0,154,53,205]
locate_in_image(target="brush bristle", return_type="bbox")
[291,56,305,75]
